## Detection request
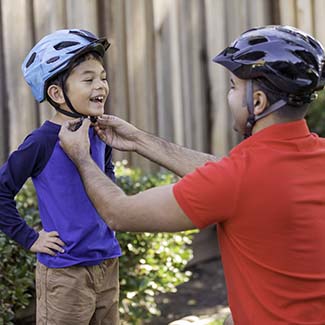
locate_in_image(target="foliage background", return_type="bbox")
[306,90,325,136]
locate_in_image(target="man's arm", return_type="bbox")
[95,115,219,177]
[59,119,196,232]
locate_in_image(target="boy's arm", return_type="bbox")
[0,135,64,254]
[95,115,220,177]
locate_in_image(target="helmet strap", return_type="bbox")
[244,80,288,138]
[244,80,255,138]
[60,76,87,119]
[255,99,287,121]
[46,73,86,119]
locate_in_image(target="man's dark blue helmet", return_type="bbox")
[213,25,325,136]
[213,25,325,96]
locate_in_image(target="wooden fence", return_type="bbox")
[0,0,325,171]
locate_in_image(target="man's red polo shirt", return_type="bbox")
[173,120,325,324]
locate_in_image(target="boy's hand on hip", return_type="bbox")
[30,230,65,256]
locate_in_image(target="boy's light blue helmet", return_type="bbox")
[22,29,110,103]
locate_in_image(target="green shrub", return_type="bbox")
[306,90,325,136]
[115,161,195,324]
[0,161,195,325]
[0,181,39,325]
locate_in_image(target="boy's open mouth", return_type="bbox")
[90,96,104,103]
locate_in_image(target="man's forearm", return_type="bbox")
[74,156,126,229]
[136,132,219,177]
[73,155,195,232]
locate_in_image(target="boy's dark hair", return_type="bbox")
[46,51,104,103]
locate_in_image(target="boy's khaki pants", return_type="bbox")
[36,258,119,325]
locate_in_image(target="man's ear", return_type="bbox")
[47,84,65,105]
[253,90,268,115]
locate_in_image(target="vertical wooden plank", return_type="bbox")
[153,0,176,143]
[226,0,251,147]
[168,0,185,147]
[33,0,67,123]
[178,0,194,149]
[278,0,297,26]
[226,0,249,41]
[177,0,208,152]
[296,0,313,34]
[188,0,208,152]
[98,0,131,165]
[125,0,157,171]
[153,0,185,146]
[314,0,325,45]
[65,0,99,34]
[248,0,272,27]
[0,3,9,164]
[205,0,230,156]
[2,0,37,152]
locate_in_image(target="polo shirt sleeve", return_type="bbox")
[173,156,241,228]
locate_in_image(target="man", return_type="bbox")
[59,26,325,324]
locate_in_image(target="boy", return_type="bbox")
[60,25,325,324]
[0,29,121,324]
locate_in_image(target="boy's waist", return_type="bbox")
[37,244,121,268]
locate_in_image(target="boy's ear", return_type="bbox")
[253,90,268,115]
[47,84,65,105]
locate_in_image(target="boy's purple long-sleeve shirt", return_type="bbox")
[0,121,121,268]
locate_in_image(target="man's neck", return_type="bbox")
[252,114,303,135]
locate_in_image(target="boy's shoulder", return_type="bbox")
[24,121,60,146]
[17,121,60,163]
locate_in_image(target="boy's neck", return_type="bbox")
[50,112,79,125]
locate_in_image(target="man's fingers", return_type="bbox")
[94,126,107,140]
[79,117,91,131]
[61,117,91,132]
[97,115,118,127]
[62,118,81,131]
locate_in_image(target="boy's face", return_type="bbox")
[64,58,109,117]
[227,73,248,134]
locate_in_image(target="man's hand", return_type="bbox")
[95,115,142,152]
[30,230,65,256]
[59,118,92,163]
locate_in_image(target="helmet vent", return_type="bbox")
[223,47,238,56]
[69,30,96,42]
[25,52,36,68]
[54,41,80,50]
[307,36,321,50]
[248,36,268,45]
[46,56,60,64]
[294,50,318,69]
[237,51,265,61]
[66,48,82,55]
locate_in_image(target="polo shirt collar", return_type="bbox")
[232,119,311,152]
